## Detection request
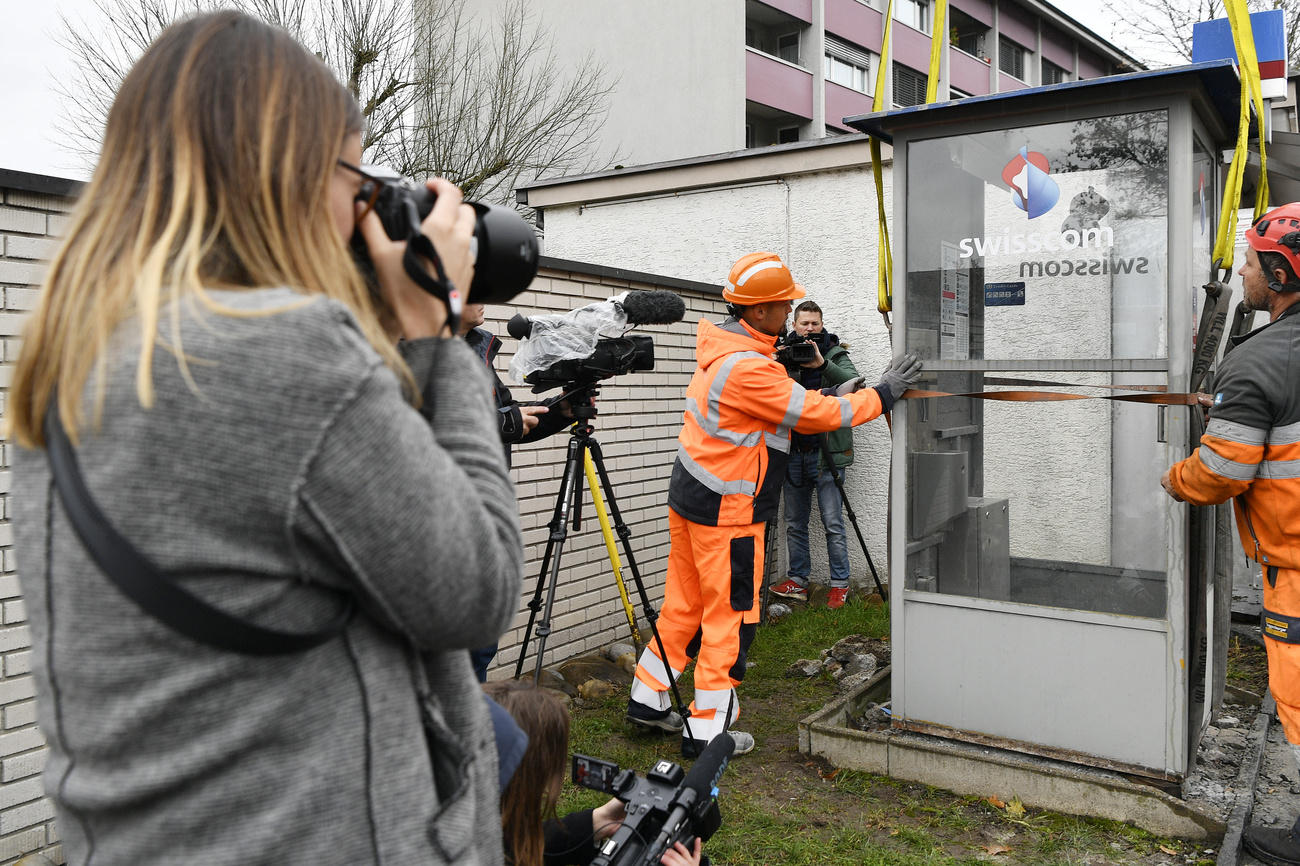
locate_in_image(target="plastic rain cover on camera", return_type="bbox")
[509,294,631,383]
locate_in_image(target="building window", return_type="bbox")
[745,124,754,149]
[896,0,931,33]
[1041,59,1069,85]
[950,6,990,60]
[824,35,873,94]
[999,36,1026,80]
[949,86,973,101]
[778,32,800,64]
[893,64,927,107]
[778,126,800,144]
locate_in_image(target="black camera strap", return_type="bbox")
[43,399,353,656]
[403,232,463,336]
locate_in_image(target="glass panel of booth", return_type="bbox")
[901,110,1172,620]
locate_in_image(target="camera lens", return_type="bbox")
[360,176,538,304]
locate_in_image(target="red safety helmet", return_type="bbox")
[723,252,806,305]
[1247,203,1300,290]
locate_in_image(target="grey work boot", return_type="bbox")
[1245,815,1300,866]
[625,700,684,733]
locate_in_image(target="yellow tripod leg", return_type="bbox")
[584,450,643,648]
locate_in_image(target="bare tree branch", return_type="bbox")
[1108,0,1300,67]
[56,0,619,212]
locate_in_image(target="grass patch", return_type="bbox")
[1226,634,1268,696]
[555,598,1193,865]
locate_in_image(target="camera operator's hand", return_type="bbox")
[800,340,825,369]
[519,404,548,435]
[661,838,703,866]
[355,177,476,339]
[592,797,627,842]
[876,351,923,402]
[833,376,868,397]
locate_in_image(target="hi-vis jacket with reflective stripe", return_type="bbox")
[1170,304,1300,569]
[668,318,885,526]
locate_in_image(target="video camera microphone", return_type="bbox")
[574,732,734,866]
[507,291,686,340]
[617,290,687,326]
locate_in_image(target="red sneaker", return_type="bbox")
[827,587,849,609]
[770,578,808,601]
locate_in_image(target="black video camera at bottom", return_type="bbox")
[573,733,735,866]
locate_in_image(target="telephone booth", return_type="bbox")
[847,61,1243,780]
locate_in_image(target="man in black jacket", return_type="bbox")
[461,303,572,681]
[461,303,571,468]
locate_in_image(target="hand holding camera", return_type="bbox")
[354,177,476,339]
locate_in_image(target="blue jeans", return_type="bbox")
[783,451,850,588]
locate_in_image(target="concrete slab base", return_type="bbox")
[799,667,1226,841]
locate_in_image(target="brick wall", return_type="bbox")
[484,260,727,677]
[0,170,79,866]
[0,169,725,863]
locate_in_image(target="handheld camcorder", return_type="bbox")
[572,733,735,866]
[351,166,539,303]
[775,331,818,367]
[507,291,686,391]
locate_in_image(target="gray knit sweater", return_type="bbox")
[13,288,523,865]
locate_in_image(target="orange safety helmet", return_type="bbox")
[723,252,807,305]
[1248,203,1300,290]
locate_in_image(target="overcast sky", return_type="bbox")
[0,0,1171,181]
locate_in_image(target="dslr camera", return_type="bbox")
[775,330,818,368]
[571,733,735,866]
[351,166,539,303]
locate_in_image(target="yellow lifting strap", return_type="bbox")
[871,0,948,317]
[1212,0,1270,273]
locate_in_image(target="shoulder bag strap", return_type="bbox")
[43,399,352,655]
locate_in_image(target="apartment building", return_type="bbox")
[470,0,1143,166]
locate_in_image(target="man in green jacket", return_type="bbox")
[770,301,860,608]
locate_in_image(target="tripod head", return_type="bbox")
[556,382,602,424]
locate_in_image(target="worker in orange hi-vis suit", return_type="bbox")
[625,251,921,758]
[1162,203,1300,866]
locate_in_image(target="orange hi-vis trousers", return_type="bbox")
[1263,565,1300,746]
[630,511,763,743]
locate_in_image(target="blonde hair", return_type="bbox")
[9,10,408,446]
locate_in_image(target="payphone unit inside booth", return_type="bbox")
[847,61,1242,780]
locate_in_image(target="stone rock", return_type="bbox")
[767,602,793,622]
[604,642,637,663]
[556,655,632,689]
[786,658,823,678]
[841,653,878,680]
[578,679,616,700]
[829,635,873,663]
[838,671,875,693]
[1204,748,1228,764]
[536,667,576,696]
[1218,714,1240,728]
[823,660,843,678]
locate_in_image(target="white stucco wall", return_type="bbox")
[469,0,745,168]
[542,166,897,586]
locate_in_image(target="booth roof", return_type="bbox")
[845,60,1242,144]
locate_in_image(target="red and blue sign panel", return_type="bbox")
[1192,9,1287,83]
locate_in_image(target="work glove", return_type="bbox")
[833,376,868,397]
[875,351,923,410]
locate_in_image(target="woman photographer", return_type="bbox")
[9,11,521,866]
[484,681,702,866]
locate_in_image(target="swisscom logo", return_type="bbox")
[1002,146,1060,219]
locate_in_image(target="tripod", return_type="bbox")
[514,385,696,739]
[814,434,887,599]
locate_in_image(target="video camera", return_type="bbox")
[507,291,686,391]
[775,330,818,367]
[572,733,735,866]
